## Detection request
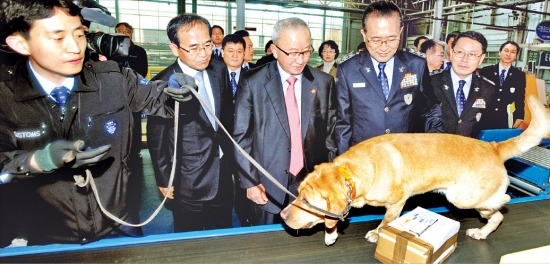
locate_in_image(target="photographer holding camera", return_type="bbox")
[0,0,193,246]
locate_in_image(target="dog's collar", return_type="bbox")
[338,167,356,200]
[299,167,356,221]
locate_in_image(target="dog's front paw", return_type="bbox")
[365,229,379,243]
[324,229,339,246]
[466,228,488,240]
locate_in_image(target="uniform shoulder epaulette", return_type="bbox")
[429,69,443,76]
[476,72,495,86]
[338,50,358,64]
[405,48,426,59]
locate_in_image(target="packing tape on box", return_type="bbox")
[393,230,434,263]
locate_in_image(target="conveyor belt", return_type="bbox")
[2,197,550,263]
[516,146,550,169]
[508,175,543,196]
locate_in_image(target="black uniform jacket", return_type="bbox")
[430,70,495,138]
[480,64,526,129]
[0,59,172,244]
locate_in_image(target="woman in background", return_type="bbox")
[316,40,339,78]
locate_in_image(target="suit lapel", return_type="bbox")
[442,71,459,117]
[264,63,291,138]
[488,64,499,86]
[505,66,515,85]
[300,67,315,140]
[359,53,386,101]
[206,65,221,121]
[388,54,407,100]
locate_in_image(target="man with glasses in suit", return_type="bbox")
[430,31,495,138]
[146,14,234,232]
[233,17,337,225]
[334,0,443,155]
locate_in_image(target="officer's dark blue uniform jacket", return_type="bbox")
[334,50,443,155]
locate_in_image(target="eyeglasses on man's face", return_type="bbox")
[274,44,314,59]
[178,41,213,55]
[115,29,131,35]
[366,37,400,49]
[452,50,483,61]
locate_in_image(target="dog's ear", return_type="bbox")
[321,165,349,229]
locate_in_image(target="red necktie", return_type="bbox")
[285,76,303,175]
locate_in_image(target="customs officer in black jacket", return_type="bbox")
[0,0,190,245]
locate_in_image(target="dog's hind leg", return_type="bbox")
[466,194,511,240]
[365,202,406,243]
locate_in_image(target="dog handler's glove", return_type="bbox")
[34,140,111,172]
[163,73,196,102]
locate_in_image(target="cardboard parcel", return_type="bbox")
[375,207,460,264]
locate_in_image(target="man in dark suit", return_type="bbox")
[431,31,495,138]
[335,1,443,155]
[233,17,337,225]
[480,41,525,129]
[221,34,246,100]
[419,39,445,74]
[234,30,255,70]
[211,25,224,61]
[146,14,234,232]
[220,33,252,226]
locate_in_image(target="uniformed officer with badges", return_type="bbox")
[430,31,495,138]
[480,41,526,129]
[334,1,443,155]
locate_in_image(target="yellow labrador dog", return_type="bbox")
[281,97,550,246]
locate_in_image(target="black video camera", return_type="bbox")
[86,32,130,60]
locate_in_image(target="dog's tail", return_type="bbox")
[496,96,550,161]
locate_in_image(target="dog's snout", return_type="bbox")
[280,206,289,220]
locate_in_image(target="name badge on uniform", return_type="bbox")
[472,98,486,109]
[400,73,418,88]
[353,82,366,88]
